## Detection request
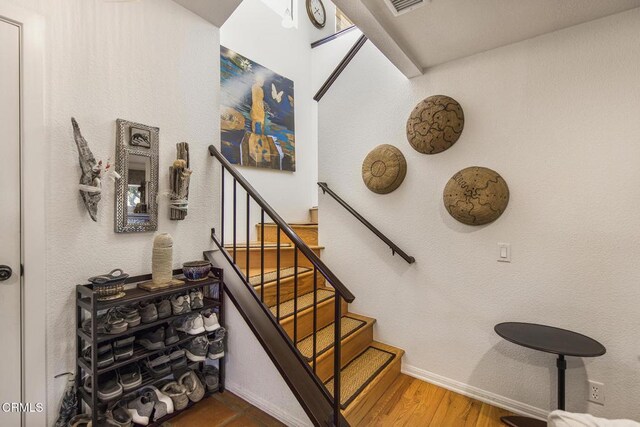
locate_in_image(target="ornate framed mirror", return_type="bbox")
[114,119,159,233]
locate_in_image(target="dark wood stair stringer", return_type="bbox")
[204,250,348,427]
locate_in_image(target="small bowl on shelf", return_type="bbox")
[182,261,212,281]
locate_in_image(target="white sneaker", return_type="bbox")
[142,385,174,415]
[173,314,205,336]
[202,310,221,332]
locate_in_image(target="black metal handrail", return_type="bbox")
[314,34,368,102]
[311,25,357,48]
[209,145,353,426]
[318,182,416,264]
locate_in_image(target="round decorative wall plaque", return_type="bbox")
[406,95,464,154]
[443,166,509,225]
[361,144,407,194]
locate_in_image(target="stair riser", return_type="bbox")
[254,272,326,307]
[229,247,321,271]
[313,323,374,383]
[310,208,318,224]
[279,297,348,341]
[257,224,318,246]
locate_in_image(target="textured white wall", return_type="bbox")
[3,0,220,422]
[318,8,640,420]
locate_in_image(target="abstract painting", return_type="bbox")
[220,46,295,171]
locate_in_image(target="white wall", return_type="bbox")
[2,0,220,422]
[318,8,640,421]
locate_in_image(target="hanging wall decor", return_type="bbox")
[443,166,509,225]
[362,144,407,194]
[406,95,464,154]
[220,46,296,171]
[169,142,192,220]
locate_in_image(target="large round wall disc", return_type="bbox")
[406,95,464,154]
[443,166,509,225]
[361,144,407,194]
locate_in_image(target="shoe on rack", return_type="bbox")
[207,337,224,360]
[82,343,114,368]
[90,374,123,402]
[138,327,165,350]
[140,385,174,415]
[201,309,221,332]
[213,326,226,341]
[161,381,189,411]
[173,313,205,335]
[156,298,172,319]
[170,294,191,315]
[69,414,92,427]
[168,349,188,373]
[184,336,208,362]
[144,354,172,379]
[201,365,220,392]
[115,306,141,328]
[83,309,128,335]
[137,301,158,324]
[165,325,180,346]
[179,370,205,403]
[113,336,135,361]
[189,289,204,309]
[117,364,142,392]
[126,394,155,426]
[105,400,133,427]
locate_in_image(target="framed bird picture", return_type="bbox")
[220,46,296,171]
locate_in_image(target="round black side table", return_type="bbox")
[495,322,606,427]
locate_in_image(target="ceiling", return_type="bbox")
[172,0,243,27]
[332,0,640,77]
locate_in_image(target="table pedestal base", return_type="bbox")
[501,416,547,427]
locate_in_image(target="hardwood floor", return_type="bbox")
[163,375,511,427]
[356,374,513,427]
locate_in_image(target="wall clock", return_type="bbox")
[306,0,326,29]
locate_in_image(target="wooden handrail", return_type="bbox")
[318,182,415,264]
[314,34,368,102]
[209,145,355,302]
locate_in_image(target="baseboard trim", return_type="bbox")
[402,364,549,421]
[224,381,312,427]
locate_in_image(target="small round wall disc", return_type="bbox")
[406,95,464,154]
[443,166,509,225]
[361,144,407,194]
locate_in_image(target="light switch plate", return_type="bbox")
[497,243,511,262]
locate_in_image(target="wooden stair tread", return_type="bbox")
[269,288,335,318]
[224,244,324,251]
[296,314,375,360]
[259,222,318,228]
[249,266,313,287]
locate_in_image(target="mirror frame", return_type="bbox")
[114,119,159,233]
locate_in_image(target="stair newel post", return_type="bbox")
[312,267,318,373]
[233,179,237,263]
[246,192,250,280]
[293,249,298,344]
[260,209,265,303]
[276,226,281,321]
[334,292,342,426]
[220,168,225,246]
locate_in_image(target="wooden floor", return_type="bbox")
[163,375,512,427]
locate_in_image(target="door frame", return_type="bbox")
[0,2,46,426]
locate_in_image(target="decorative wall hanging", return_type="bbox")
[443,166,509,225]
[361,144,407,194]
[406,95,464,154]
[72,118,120,222]
[220,46,296,171]
[169,142,192,220]
[114,119,159,233]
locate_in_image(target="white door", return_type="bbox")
[0,17,22,427]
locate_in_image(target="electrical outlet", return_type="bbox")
[588,380,605,405]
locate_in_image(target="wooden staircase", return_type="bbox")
[226,208,404,426]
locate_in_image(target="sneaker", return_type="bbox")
[161,381,189,411]
[201,365,219,392]
[82,344,114,368]
[89,374,123,402]
[170,294,191,315]
[115,306,141,328]
[144,354,172,378]
[169,349,188,373]
[107,400,132,427]
[156,298,172,319]
[189,289,204,309]
[184,336,208,362]
[83,309,127,335]
[173,313,205,335]
[213,326,226,341]
[201,309,221,332]
[165,325,179,346]
[113,343,133,362]
[140,385,174,416]
[207,338,225,360]
[117,364,142,392]
[179,370,205,403]
[126,394,154,426]
[137,301,158,324]
[138,328,165,350]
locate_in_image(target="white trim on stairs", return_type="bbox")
[402,364,549,422]
[225,381,313,427]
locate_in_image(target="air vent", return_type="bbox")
[383,0,426,16]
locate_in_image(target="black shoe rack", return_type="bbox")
[75,267,225,426]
